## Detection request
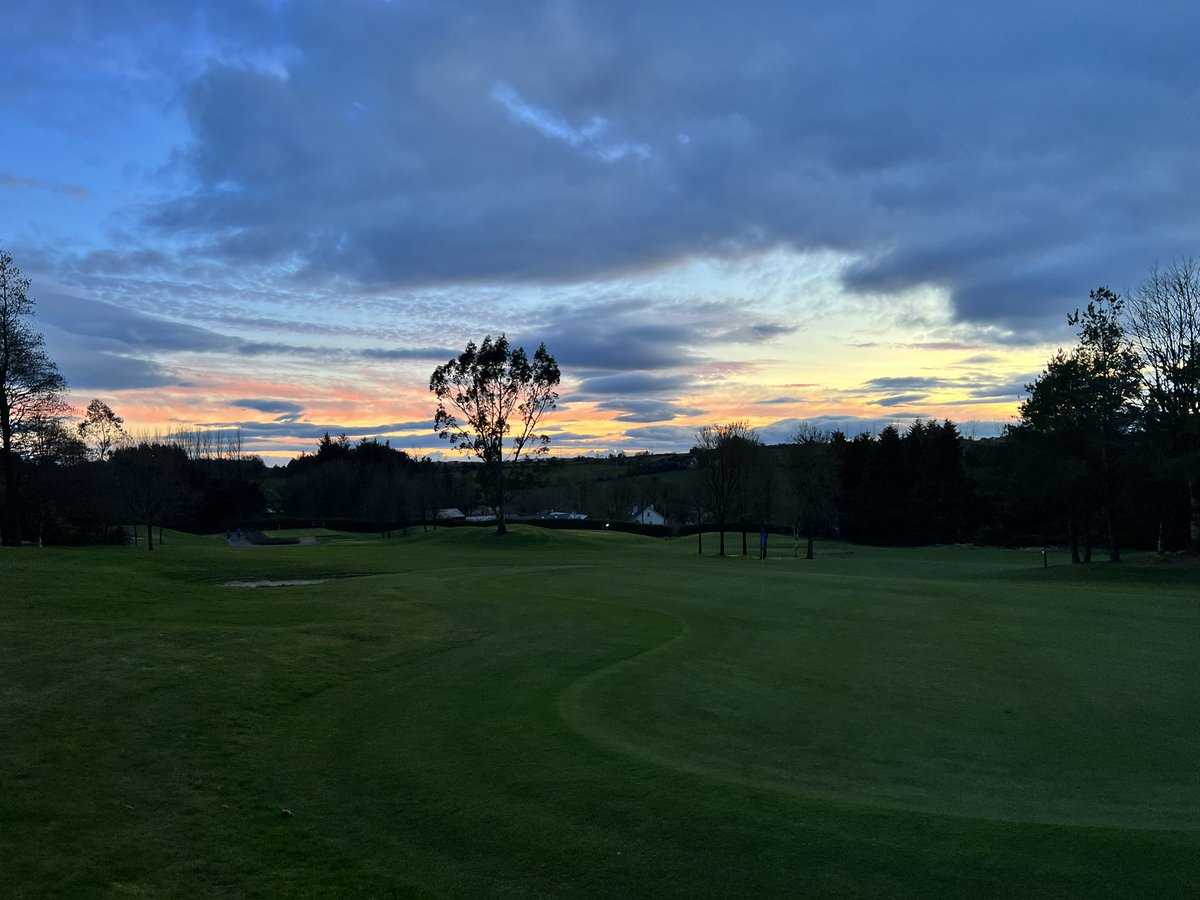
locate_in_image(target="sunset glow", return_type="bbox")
[5,3,1195,464]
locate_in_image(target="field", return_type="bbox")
[2,528,1198,897]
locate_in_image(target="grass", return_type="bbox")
[2,528,1198,897]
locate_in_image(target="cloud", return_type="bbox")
[862,376,952,391]
[575,372,693,398]
[756,416,1008,443]
[759,396,804,405]
[489,81,652,163]
[231,399,306,421]
[1,172,89,197]
[46,335,178,390]
[8,0,1198,466]
[538,306,700,372]
[533,297,796,379]
[621,424,704,449]
[196,419,434,443]
[872,393,929,408]
[96,0,1198,334]
[34,290,224,390]
[38,290,235,353]
[361,347,461,361]
[715,322,800,343]
[597,399,706,423]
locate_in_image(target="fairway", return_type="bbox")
[3,529,1198,897]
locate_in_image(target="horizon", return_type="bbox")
[111,414,1012,468]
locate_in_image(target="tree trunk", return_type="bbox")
[1068,522,1081,564]
[147,520,155,550]
[718,523,726,556]
[1189,474,1200,552]
[1,449,21,547]
[697,526,703,554]
[1101,447,1120,563]
[494,462,507,536]
[806,534,814,560]
[741,528,747,556]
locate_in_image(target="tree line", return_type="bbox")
[684,264,1198,560]
[1,244,1197,557]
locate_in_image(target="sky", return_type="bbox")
[4,1,1199,464]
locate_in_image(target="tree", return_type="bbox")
[692,421,760,556]
[77,399,126,461]
[1011,353,1100,561]
[0,249,70,547]
[22,416,89,546]
[110,442,189,550]
[788,425,840,558]
[1125,259,1200,549]
[904,419,967,543]
[855,425,907,544]
[430,335,560,535]
[1018,288,1141,561]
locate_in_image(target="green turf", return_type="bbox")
[2,529,1197,897]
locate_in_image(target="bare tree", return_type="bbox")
[0,249,70,546]
[1126,259,1200,549]
[789,424,840,559]
[692,421,760,556]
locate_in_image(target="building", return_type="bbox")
[630,505,666,526]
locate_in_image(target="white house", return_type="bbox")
[630,505,666,526]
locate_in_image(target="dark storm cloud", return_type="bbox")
[15,1,1200,338]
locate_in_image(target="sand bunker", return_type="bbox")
[223,579,327,588]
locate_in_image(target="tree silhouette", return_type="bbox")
[1126,259,1200,549]
[77,399,126,461]
[692,421,760,556]
[430,335,560,535]
[0,249,70,547]
[1019,288,1141,561]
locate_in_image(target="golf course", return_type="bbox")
[3,527,1198,897]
